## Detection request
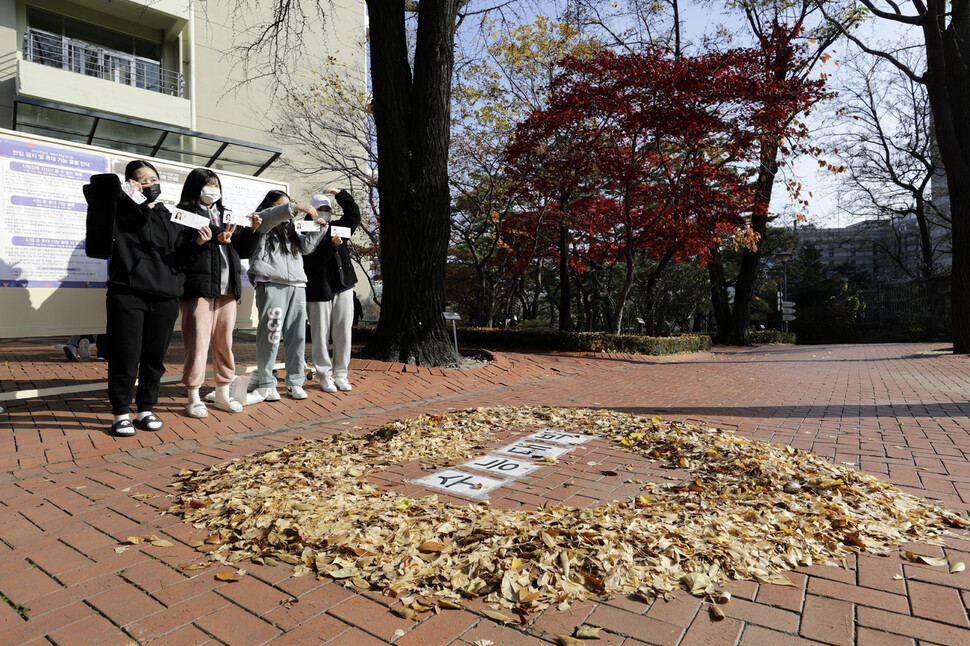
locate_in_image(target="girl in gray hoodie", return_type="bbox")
[247,190,328,401]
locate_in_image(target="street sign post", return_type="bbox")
[782,314,796,322]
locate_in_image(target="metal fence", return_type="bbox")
[859,275,951,333]
[23,28,183,98]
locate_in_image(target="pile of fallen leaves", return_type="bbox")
[165,406,968,613]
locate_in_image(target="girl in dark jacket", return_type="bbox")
[304,189,361,393]
[105,160,203,437]
[177,168,259,418]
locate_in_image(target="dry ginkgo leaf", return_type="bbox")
[163,406,970,613]
[574,624,601,639]
[392,606,416,620]
[556,636,586,646]
[483,610,511,623]
[902,552,949,567]
[215,571,240,582]
[680,572,711,594]
[710,605,726,621]
[950,561,965,574]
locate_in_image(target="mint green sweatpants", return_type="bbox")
[255,282,307,389]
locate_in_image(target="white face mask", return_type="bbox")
[200,186,221,205]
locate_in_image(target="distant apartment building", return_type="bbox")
[798,211,951,282]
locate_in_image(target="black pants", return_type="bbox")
[106,291,179,415]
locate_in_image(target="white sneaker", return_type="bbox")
[287,385,308,400]
[334,377,352,392]
[256,387,280,402]
[78,338,91,360]
[320,377,337,393]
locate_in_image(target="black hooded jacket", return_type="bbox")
[101,181,197,299]
[303,190,361,302]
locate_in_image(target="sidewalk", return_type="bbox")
[1,339,969,645]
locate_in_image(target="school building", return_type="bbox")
[0,0,371,336]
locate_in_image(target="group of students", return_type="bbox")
[97,159,360,437]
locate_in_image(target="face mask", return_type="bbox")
[200,186,221,205]
[143,183,162,202]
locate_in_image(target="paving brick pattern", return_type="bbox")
[2,339,970,644]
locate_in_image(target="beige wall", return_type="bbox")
[191,0,368,199]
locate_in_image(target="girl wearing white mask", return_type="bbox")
[177,168,259,418]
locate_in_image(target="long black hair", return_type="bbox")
[255,189,302,256]
[177,167,225,216]
[124,159,159,181]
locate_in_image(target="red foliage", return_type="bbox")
[503,29,825,270]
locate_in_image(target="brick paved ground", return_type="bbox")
[2,337,970,645]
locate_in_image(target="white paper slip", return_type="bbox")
[170,209,210,230]
[494,441,573,461]
[330,225,352,239]
[121,181,147,204]
[223,211,253,226]
[461,454,543,478]
[523,430,592,445]
[294,220,323,232]
[412,469,504,498]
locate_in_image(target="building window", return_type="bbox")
[22,6,182,97]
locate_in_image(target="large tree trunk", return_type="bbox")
[951,190,970,352]
[364,0,457,365]
[920,3,970,353]
[557,206,573,331]
[707,246,731,344]
[724,142,778,345]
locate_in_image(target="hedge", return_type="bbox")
[352,326,711,356]
[749,330,796,344]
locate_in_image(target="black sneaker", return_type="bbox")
[63,345,80,361]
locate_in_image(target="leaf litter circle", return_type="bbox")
[167,406,968,614]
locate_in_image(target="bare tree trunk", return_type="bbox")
[707,246,731,343]
[364,0,458,364]
[558,205,574,331]
[723,142,778,345]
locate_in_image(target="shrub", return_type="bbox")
[749,330,796,344]
[443,327,711,355]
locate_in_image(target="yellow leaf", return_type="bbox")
[215,572,240,582]
[151,539,174,548]
[392,606,417,620]
[556,636,586,646]
[710,604,726,621]
[483,610,511,623]
[950,561,965,573]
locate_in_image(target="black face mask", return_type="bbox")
[143,183,162,202]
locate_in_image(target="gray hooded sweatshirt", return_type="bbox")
[246,203,327,285]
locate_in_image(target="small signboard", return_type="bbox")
[494,441,573,461]
[443,311,461,321]
[782,301,796,307]
[413,469,504,498]
[523,429,592,446]
[462,454,542,478]
[782,314,796,321]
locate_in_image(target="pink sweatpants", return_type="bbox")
[180,296,237,389]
